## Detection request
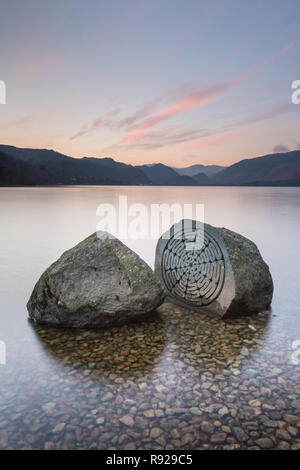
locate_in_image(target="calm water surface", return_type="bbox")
[0,186,299,449]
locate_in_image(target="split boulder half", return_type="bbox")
[27,231,165,328]
[155,220,273,318]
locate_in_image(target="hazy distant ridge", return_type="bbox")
[172,164,225,177]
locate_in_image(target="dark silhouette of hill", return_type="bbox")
[136,163,198,185]
[0,151,35,185]
[211,150,300,186]
[0,144,300,187]
[0,145,149,185]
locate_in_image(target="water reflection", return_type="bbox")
[30,311,167,379]
[30,304,271,380]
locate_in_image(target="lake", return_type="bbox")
[0,186,299,450]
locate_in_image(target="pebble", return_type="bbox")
[245,368,259,378]
[249,399,261,407]
[190,407,202,415]
[233,426,248,442]
[255,437,274,449]
[44,441,55,450]
[276,429,291,441]
[181,433,194,445]
[277,441,290,450]
[120,415,134,427]
[150,428,163,439]
[53,423,66,433]
[211,432,227,444]
[201,421,214,434]
[248,325,257,332]
[218,406,229,417]
[284,414,299,425]
[240,347,249,356]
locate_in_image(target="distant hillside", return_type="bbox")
[173,164,225,177]
[0,151,35,186]
[137,163,198,185]
[211,150,300,186]
[192,172,210,185]
[1,144,300,187]
[0,145,150,185]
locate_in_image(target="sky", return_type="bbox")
[0,0,299,167]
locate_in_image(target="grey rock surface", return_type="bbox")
[27,231,165,328]
[155,220,273,318]
[219,227,273,317]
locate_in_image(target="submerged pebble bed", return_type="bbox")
[0,302,299,450]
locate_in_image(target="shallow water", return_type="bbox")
[0,186,299,449]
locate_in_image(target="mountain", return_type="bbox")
[173,164,225,177]
[0,145,149,185]
[1,144,300,187]
[0,150,35,185]
[192,172,210,185]
[137,163,198,185]
[211,150,300,186]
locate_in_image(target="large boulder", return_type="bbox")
[27,231,165,328]
[155,220,273,318]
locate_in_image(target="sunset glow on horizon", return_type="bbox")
[0,0,299,167]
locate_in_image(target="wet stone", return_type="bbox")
[283,414,299,425]
[277,441,290,450]
[276,429,291,441]
[150,428,163,439]
[27,231,165,328]
[201,421,214,434]
[211,432,227,444]
[233,426,248,442]
[53,423,66,433]
[120,415,134,427]
[255,437,274,449]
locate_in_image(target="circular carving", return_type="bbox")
[161,226,225,306]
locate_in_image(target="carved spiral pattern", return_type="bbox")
[161,228,225,306]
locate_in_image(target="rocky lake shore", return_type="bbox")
[1,301,299,450]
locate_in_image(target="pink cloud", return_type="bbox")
[228,103,298,129]
[70,108,120,140]
[123,41,295,144]
[123,80,238,142]
[118,95,164,128]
